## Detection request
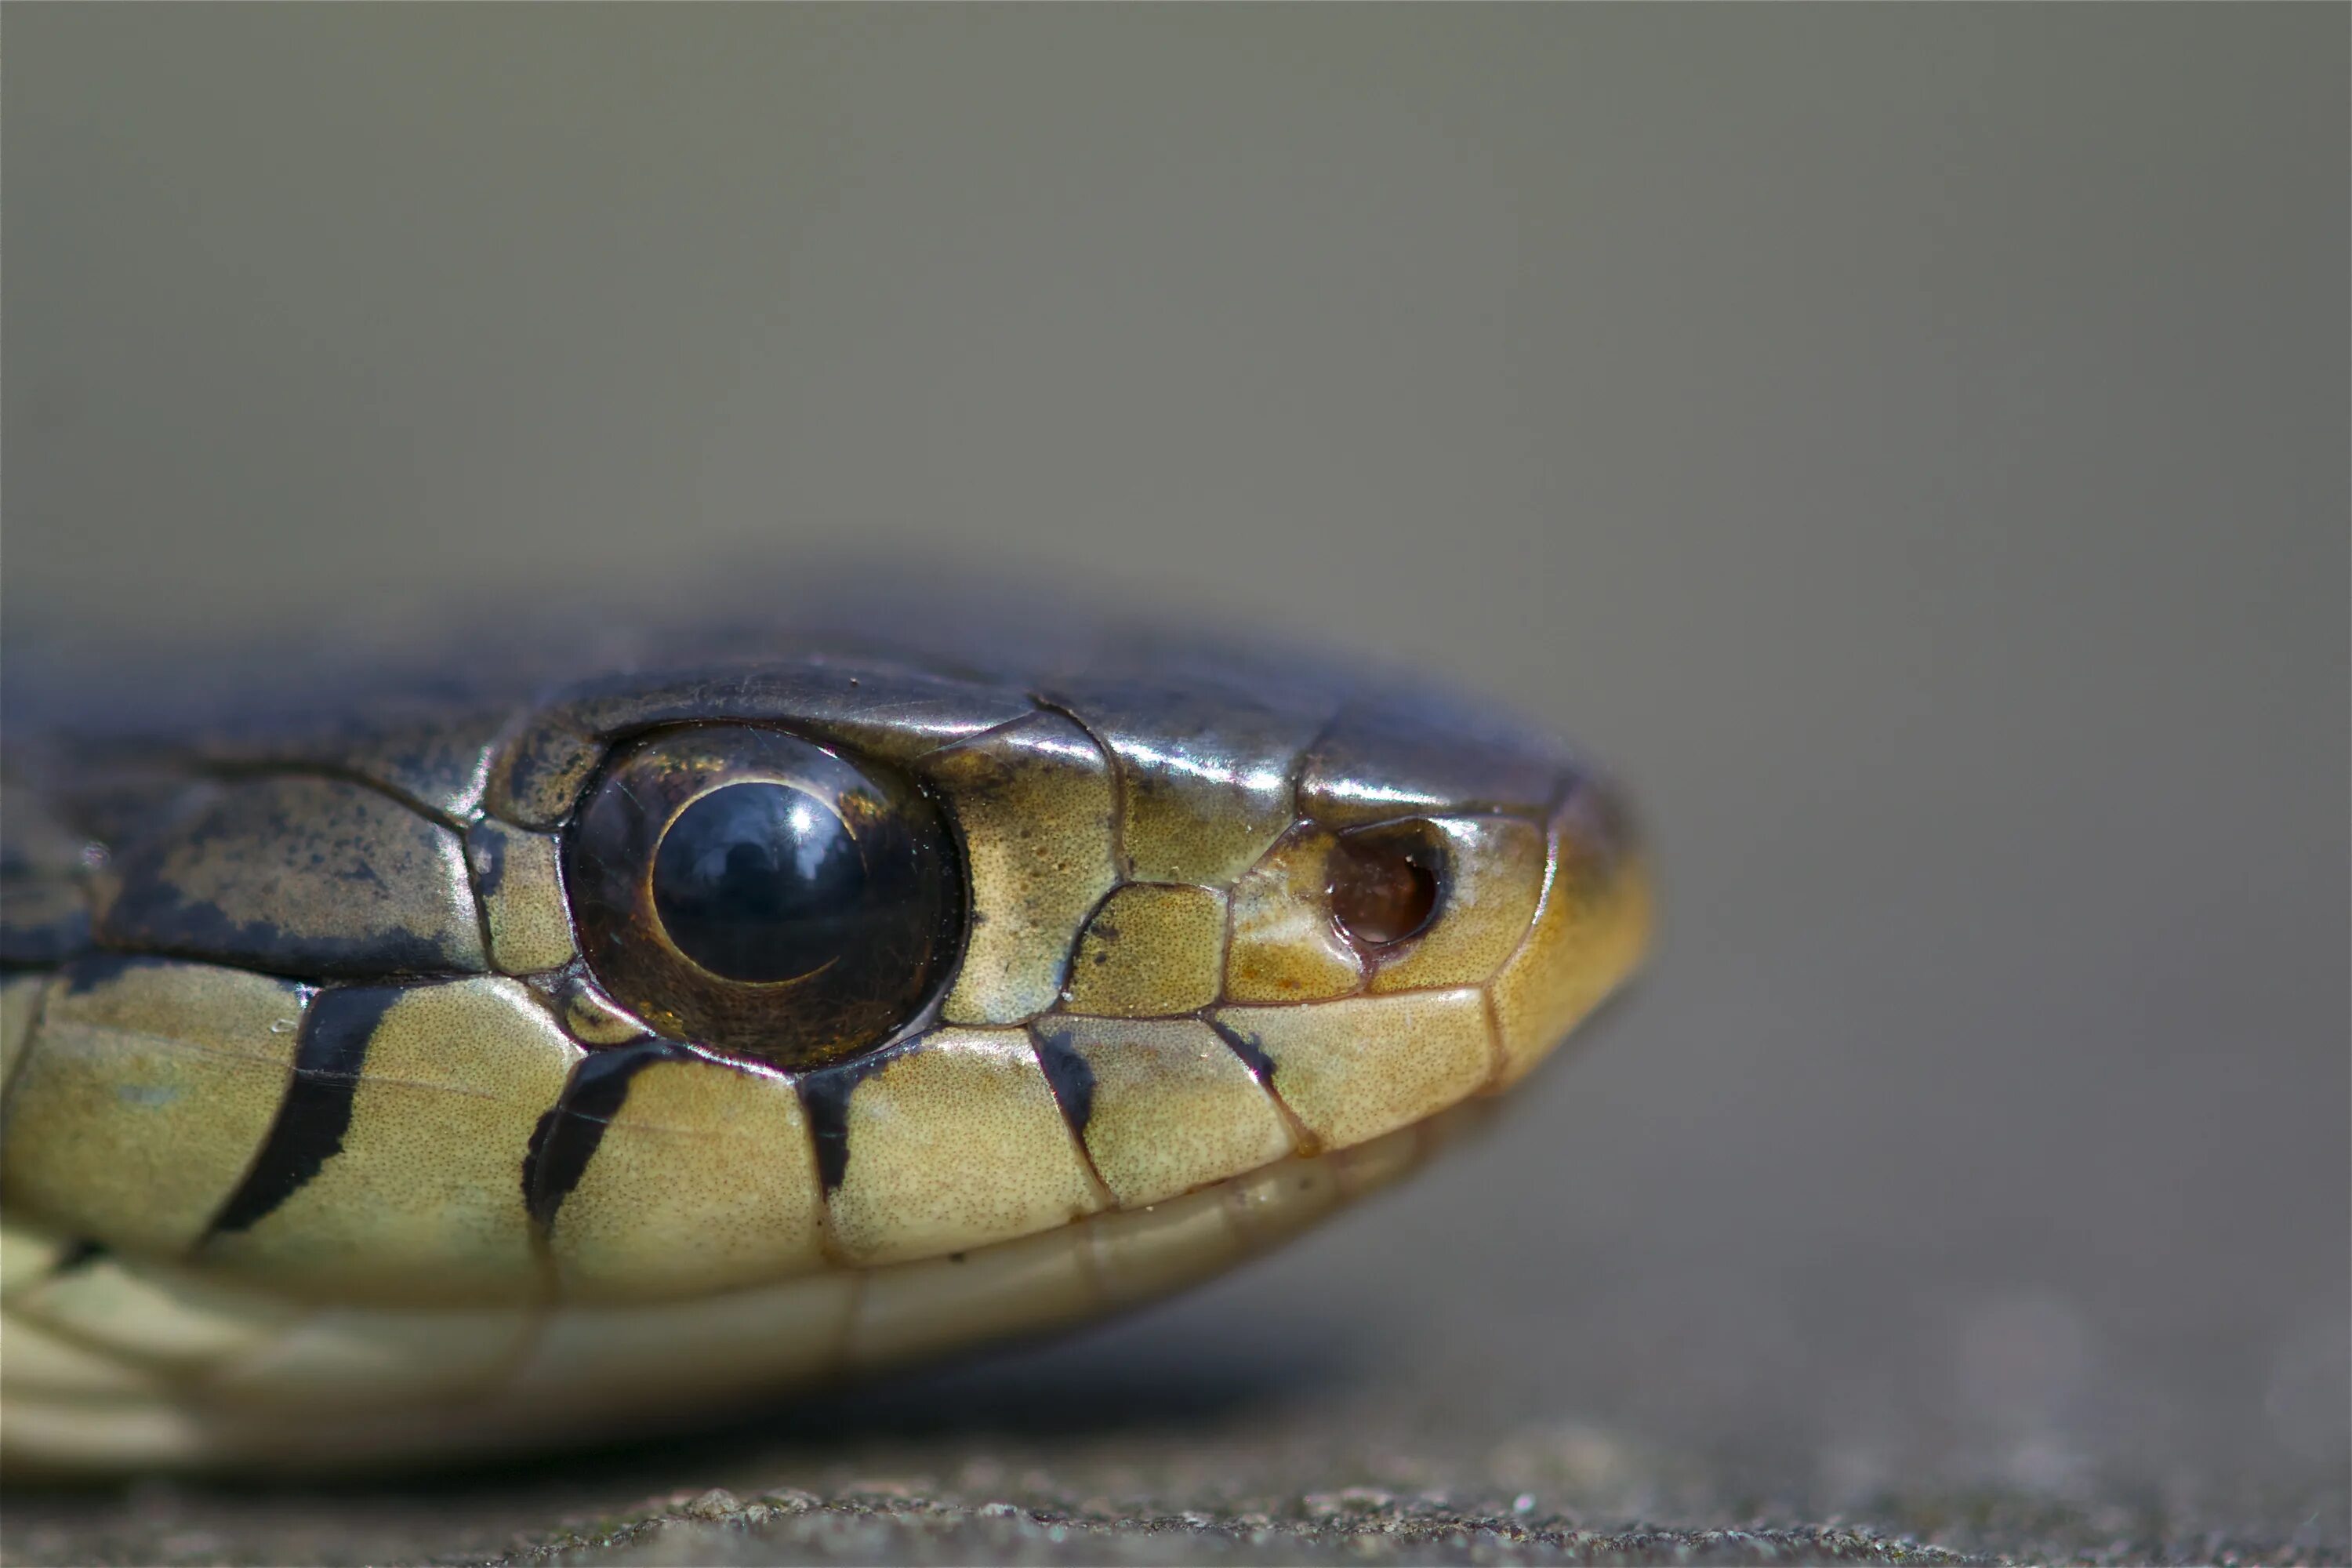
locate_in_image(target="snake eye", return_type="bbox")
[563,726,963,1068]
[1328,819,1444,949]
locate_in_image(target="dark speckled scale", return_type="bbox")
[95,775,488,978]
[0,769,95,967]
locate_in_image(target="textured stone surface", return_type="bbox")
[1,1338,2341,1566]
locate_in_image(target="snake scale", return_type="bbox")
[0,615,1650,1474]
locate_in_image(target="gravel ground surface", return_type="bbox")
[4,1239,2345,1568]
[3,1356,2342,1566]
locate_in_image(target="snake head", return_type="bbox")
[0,628,1650,1472]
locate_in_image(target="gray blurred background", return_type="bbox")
[4,6,2345,1563]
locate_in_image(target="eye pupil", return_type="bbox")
[565,724,961,1068]
[652,782,867,983]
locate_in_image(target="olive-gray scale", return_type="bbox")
[0,627,1649,1475]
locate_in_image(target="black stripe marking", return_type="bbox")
[53,1238,107,1274]
[1208,1017,1279,1086]
[796,1048,900,1196]
[522,1040,688,1230]
[58,953,147,996]
[207,985,403,1236]
[1030,1024,1097,1136]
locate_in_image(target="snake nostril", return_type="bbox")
[1327,821,1444,949]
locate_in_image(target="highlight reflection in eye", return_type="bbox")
[652,782,868,984]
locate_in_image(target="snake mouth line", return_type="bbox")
[0,1105,1490,1478]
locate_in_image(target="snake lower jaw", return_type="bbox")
[0,1113,1464,1478]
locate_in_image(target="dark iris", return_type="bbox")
[562,724,964,1068]
[652,783,866,982]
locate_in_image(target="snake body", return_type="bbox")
[0,622,1649,1473]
